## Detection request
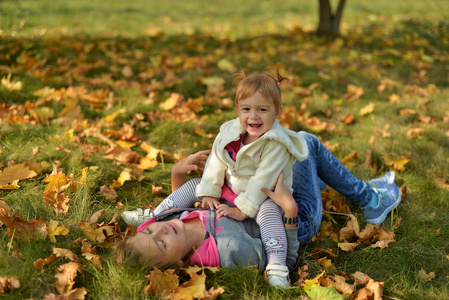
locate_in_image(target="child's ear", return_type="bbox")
[275,105,283,118]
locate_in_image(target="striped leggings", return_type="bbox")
[153,178,287,266]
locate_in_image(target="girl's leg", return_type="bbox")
[153,178,201,215]
[292,132,373,243]
[256,199,287,265]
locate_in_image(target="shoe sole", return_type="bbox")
[366,193,401,224]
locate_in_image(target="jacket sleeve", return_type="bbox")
[195,133,227,199]
[234,142,292,218]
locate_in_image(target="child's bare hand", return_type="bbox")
[201,196,220,210]
[261,172,297,214]
[173,150,211,175]
[217,204,248,221]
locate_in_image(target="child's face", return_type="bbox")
[238,91,281,144]
[126,219,193,266]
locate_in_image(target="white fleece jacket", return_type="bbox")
[195,118,309,218]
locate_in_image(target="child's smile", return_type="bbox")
[238,91,281,144]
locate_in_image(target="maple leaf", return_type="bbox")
[338,242,359,252]
[99,185,118,202]
[317,257,336,271]
[0,163,38,189]
[82,253,102,270]
[331,275,354,295]
[53,248,79,262]
[109,168,132,188]
[340,113,354,125]
[43,288,87,300]
[350,271,372,285]
[160,93,183,111]
[295,265,310,286]
[168,271,207,300]
[46,220,70,243]
[359,103,374,116]
[417,269,435,282]
[194,126,214,138]
[43,190,70,215]
[0,276,20,294]
[34,254,58,273]
[306,285,349,300]
[53,261,82,295]
[383,154,410,171]
[144,268,179,298]
[303,270,326,290]
[344,84,364,101]
[1,74,22,92]
[407,128,424,139]
[152,185,163,195]
[353,279,384,300]
[339,214,360,241]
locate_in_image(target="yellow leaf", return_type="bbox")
[104,108,126,123]
[1,74,22,92]
[46,220,69,243]
[159,93,182,111]
[168,271,207,300]
[303,270,326,290]
[0,164,38,186]
[109,169,132,188]
[359,103,374,116]
[140,142,161,160]
[116,140,137,149]
[217,58,236,72]
[144,268,179,298]
[194,126,213,138]
[317,257,336,271]
[417,269,435,282]
[383,155,410,171]
[33,107,55,123]
[43,173,70,193]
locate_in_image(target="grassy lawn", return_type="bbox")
[1,0,449,299]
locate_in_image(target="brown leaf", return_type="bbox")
[43,287,87,299]
[317,257,336,271]
[53,248,79,262]
[339,214,360,241]
[417,269,435,282]
[0,163,38,188]
[168,271,207,300]
[52,262,82,295]
[99,185,118,202]
[0,276,20,294]
[82,253,102,270]
[295,265,309,286]
[340,113,354,125]
[34,254,58,273]
[344,84,364,101]
[89,209,105,224]
[144,268,179,298]
[331,274,354,295]
[338,242,359,252]
[353,279,384,300]
[350,271,372,285]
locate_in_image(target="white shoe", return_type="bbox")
[121,208,155,227]
[266,264,291,289]
[368,171,395,187]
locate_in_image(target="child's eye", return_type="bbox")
[242,107,250,111]
[160,240,166,249]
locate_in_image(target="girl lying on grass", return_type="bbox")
[122,133,402,288]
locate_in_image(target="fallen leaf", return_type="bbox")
[306,284,349,300]
[144,268,179,298]
[46,220,70,243]
[0,163,38,188]
[359,103,374,116]
[0,276,20,294]
[417,269,435,282]
[350,271,372,285]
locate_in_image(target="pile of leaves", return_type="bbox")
[1,14,449,300]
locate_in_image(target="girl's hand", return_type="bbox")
[171,150,211,192]
[261,172,297,221]
[217,204,248,221]
[201,196,221,210]
[172,150,211,176]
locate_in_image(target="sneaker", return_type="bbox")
[368,171,395,188]
[266,264,291,289]
[121,208,155,227]
[362,184,401,224]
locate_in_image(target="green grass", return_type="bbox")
[1,0,449,299]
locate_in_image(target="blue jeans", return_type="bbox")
[292,132,373,245]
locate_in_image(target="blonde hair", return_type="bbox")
[233,68,288,114]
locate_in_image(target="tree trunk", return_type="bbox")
[316,0,346,36]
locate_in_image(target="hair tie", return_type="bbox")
[277,82,281,87]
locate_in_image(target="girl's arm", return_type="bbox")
[171,150,211,192]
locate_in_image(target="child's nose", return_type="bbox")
[154,225,168,236]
